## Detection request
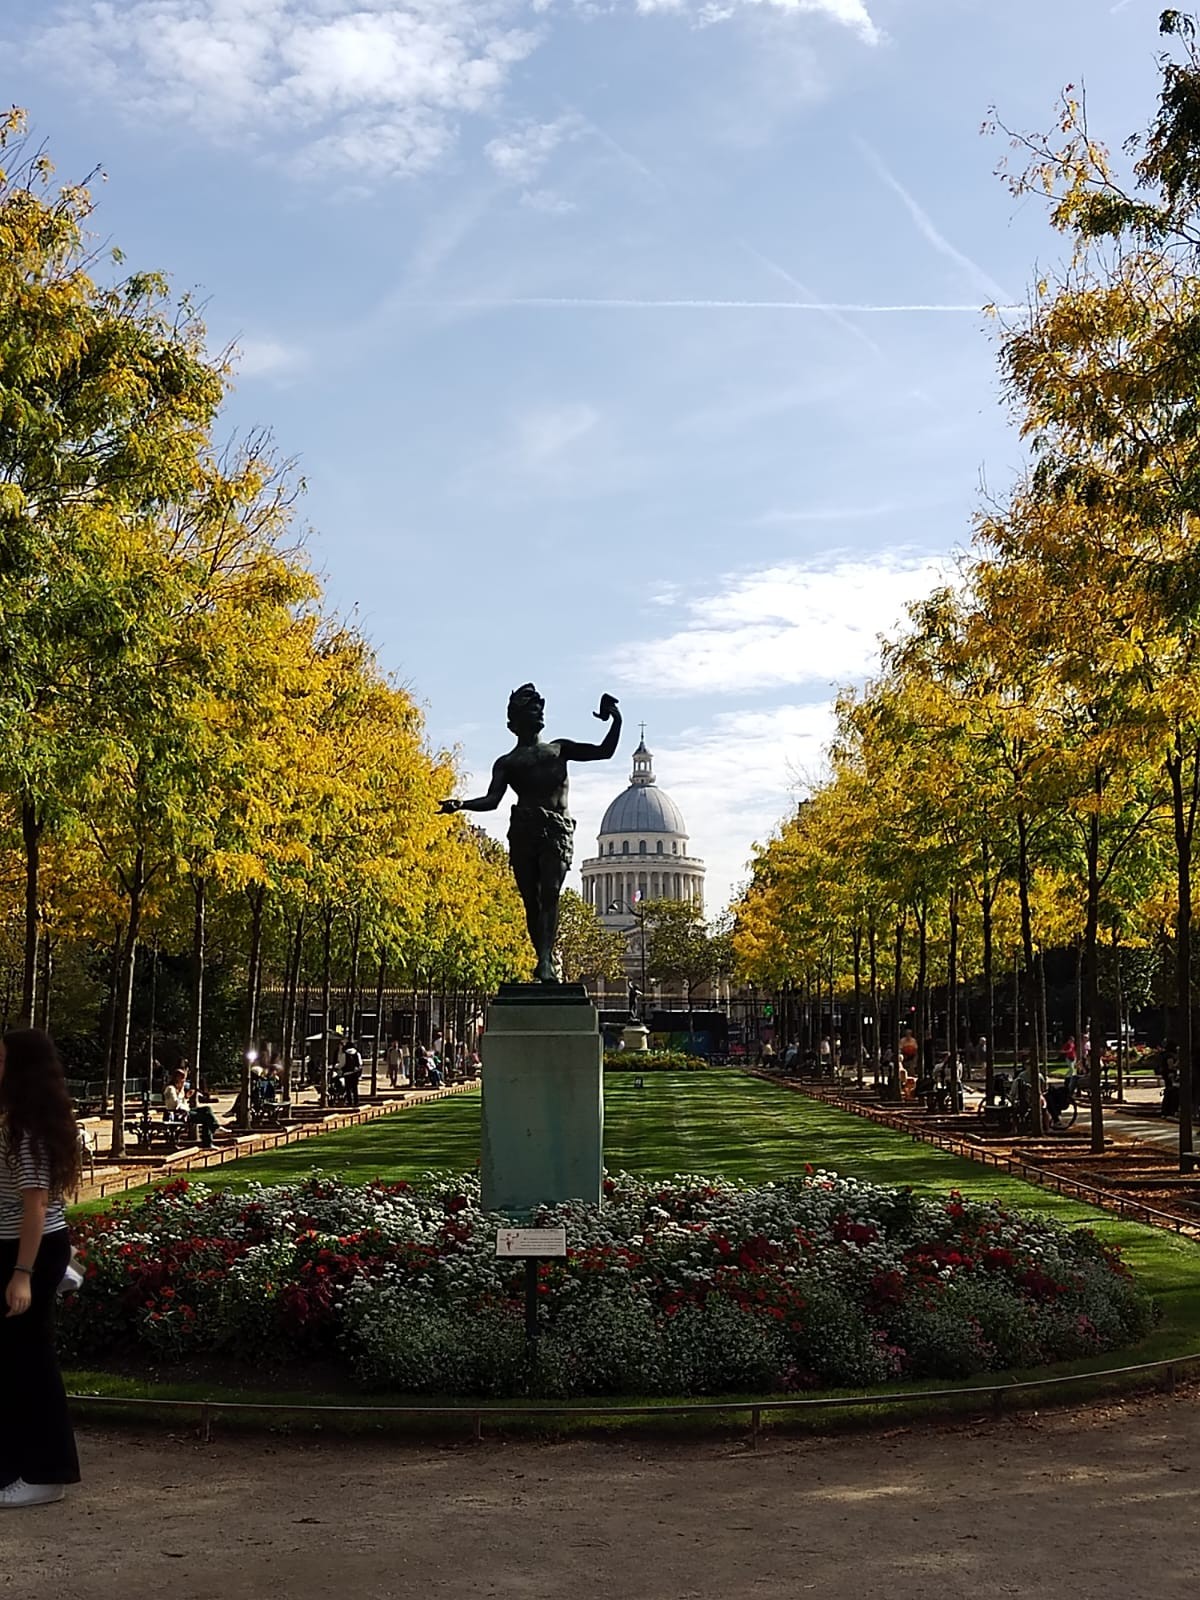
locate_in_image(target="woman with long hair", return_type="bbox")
[0,1027,81,1508]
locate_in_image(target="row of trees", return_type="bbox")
[0,112,527,1150]
[734,12,1200,1168]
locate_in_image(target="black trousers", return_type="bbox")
[0,1230,80,1487]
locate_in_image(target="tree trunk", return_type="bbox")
[37,930,52,1032]
[947,890,959,1087]
[19,801,41,1028]
[282,908,307,1101]
[914,900,928,1078]
[109,850,146,1159]
[371,951,387,1100]
[1075,939,1085,1095]
[852,923,864,1087]
[827,949,838,1075]
[300,968,312,1084]
[1085,799,1105,1156]
[347,911,362,1041]
[147,942,158,1084]
[240,884,267,1131]
[1016,812,1042,1077]
[1168,747,1196,1172]
[190,877,206,1089]
[320,902,334,1108]
[1038,946,1050,1086]
[100,926,123,1117]
[1113,928,1125,1103]
[868,918,880,1087]
[890,914,905,1101]
[981,863,995,1101]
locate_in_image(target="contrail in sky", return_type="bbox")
[405,297,1013,313]
[739,241,885,357]
[856,138,1014,307]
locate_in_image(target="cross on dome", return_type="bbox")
[631,729,655,787]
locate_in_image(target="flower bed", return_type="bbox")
[604,1050,707,1071]
[62,1172,1154,1398]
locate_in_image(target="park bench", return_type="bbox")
[124,1095,191,1153]
[977,1102,1018,1135]
[67,1077,149,1115]
[249,1098,289,1130]
[66,1079,106,1114]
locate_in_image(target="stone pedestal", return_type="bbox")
[481,984,604,1215]
[620,1020,650,1052]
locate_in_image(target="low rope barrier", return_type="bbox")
[67,1349,1200,1445]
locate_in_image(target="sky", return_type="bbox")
[3,0,1167,910]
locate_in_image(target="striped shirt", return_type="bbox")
[0,1126,68,1241]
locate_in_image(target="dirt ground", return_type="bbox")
[6,1389,1200,1600]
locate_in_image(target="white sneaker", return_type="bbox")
[0,1479,65,1508]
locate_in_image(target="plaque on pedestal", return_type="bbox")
[481,988,604,1215]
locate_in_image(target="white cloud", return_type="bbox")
[28,0,881,180]
[485,115,582,183]
[608,552,951,695]
[520,188,579,215]
[695,0,880,44]
[566,702,837,910]
[234,336,308,380]
[632,0,879,39]
[31,1,542,178]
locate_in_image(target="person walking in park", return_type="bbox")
[899,1028,918,1075]
[341,1040,363,1107]
[0,1028,82,1508]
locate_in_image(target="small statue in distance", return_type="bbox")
[628,981,642,1023]
[439,685,622,984]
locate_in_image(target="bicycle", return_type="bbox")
[1044,1075,1079,1130]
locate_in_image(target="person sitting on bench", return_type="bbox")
[163,1069,220,1150]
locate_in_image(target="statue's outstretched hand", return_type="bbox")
[594,692,620,722]
[438,799,461,815]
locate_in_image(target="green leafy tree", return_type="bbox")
[643,899,718,1016]
[0,111,224,1024]
[555,889,626,986]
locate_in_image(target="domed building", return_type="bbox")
[580,734,706,928]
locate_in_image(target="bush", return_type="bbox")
[604,1050,707,1071]
[61,1171,1156,1398]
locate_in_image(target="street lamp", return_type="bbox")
[609,898,648,1005]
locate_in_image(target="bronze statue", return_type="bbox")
[439,685,622,983]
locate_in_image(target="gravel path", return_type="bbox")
[7,1388,1200,1600]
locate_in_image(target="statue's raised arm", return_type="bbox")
[557,692,622,763]
[437,684,622,983]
